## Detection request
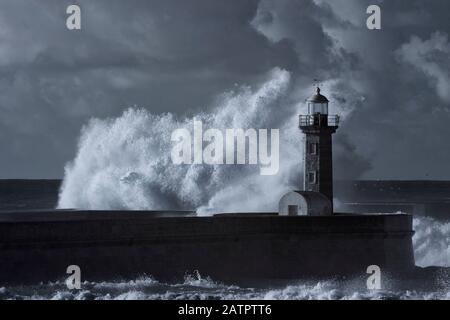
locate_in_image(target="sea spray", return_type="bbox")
[413,216,450,267]
[58,68,301,212]
[1,271,449,300]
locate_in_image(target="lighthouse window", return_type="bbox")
[308,171,317,184]
[308,143,318,155]
[308,102,328,115]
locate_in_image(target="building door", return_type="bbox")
[288,205,299,216]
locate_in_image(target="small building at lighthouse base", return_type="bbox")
[279,191,332,216]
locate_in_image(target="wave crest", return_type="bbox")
[58,68,299,213]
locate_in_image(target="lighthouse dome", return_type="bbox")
[307,87,329,103]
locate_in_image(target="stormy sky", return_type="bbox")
[0,0,449,180]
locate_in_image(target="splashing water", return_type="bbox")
[413,217,450,267]
[58,68,302,213]
[1,271,449,300]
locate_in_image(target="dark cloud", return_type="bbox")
[0,0,296,178]
[0,0,450,180]
[316,0,450,179]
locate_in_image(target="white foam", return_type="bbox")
[1,276,448,300]
[413,217,450,267]
[58,68,300,213]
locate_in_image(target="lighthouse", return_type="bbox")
[278,86,338,216]
[299,87,339,210]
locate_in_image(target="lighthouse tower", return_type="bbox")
[299,87,339,210]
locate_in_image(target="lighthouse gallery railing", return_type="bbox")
[299,115,340,127]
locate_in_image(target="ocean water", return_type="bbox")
[0,273,449,300]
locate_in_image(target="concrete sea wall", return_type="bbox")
[0,211,415,285]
